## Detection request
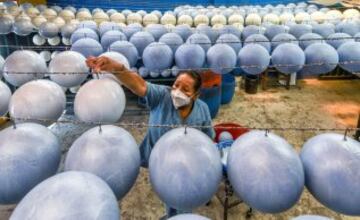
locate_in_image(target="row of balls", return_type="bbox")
[0,122,359,217]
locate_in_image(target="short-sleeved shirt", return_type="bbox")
[139,82,215,167]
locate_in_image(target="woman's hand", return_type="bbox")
[86,56,126,73]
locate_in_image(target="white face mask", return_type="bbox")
[171,89,191,109]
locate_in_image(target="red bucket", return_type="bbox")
[214,123,250,143]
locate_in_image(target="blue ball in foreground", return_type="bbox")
[207,44,237,74]
[0,123,61,204]
[175,44,205,70]
[227,130,304,213]
[271,43,305,74]
[10,171,120,220]
[64,125,140,200]
[337,42,360,73]
[143,42,173,72]
[300,133,360,216]
[238,44,270,75]
[149,127,222,210]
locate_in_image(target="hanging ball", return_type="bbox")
[77,20,97,32]
[100,30,127,50]
[272,43,305,74]
[196,24,219,44]
[13,19,34,36]
[70,27,99,44]
[9,79,66,123]
[126,13,142,25]
[0,16,14,34]
[299,33,323,49]
[143,42,173,72]
[335,21,360,37]
[129,31,155,56]
[218,25,241,39]
[60,23,76,39]
[159,32,184,54]
[161,13,177,26]
[168,214,210,220]
[38,22,59,38]
[49,51,89,88]
[71,38,103,58]
[238,44,270,75]
[300,133,360,215]
[65,125,140,200]
[143,13,159,26]
[245,13,261,26]
[109,41,139,67]
[288,24,312,39]
[218,131,233,142]
[110,12,126,24]
[304,43,339,75]
[173,24,193,41]
[207,44,237,74]
[326,33,354,49]
[10,171,120,220]
[3,50,46,87]
[264,25,287,41]
[312,23,335,38]
[175,44,206,70]
[122,23,143,39]
[98,21,120,36]
[338,42,360,73]
[272,33,299,49]
[0,123,61,204]
[216,33,242,54]
[242,25,264,40]
[186,33,211,53]
[93,51,130,82]
[244,34,271,53]
[149,127,222,210]
[227,130,304,213]
[74,79,126,123]
[146,24,168,41]
[0,80,11,116]
[194,14,209,27]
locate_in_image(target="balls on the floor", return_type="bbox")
[3,50,47,86]
[175,44,205,70]
[338,42,360,73]
[0,80,11,116]
[227,130,304,213]
[0,123,60,204]
[207,44,237,74]
[74,79,126,123]
[129,31,155,56]
[149,127,222,210]
[109,41,138,68]
[9,79,66,124]
[272,43,305,74]
[49,51,89,88]
[326,33,354,49]
[238,44,270,75]
[10,171,120,220]
[168,214,210,220]
[159,32,184,54]
[216,33,242,54]
[300,133,360,215]
[186,33,211,53]
[304,43,339,75]
[100,30,127,50]
[143,42,173,72]
[65,125,140,200]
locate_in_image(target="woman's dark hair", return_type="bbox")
[176,70,202,93]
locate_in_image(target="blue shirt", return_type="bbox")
[139,82,215,167]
